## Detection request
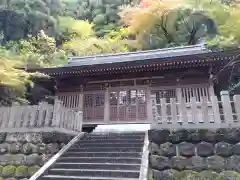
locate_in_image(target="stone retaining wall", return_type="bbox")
[148,128,240,180]
[0,132,74,180]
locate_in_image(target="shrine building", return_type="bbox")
[30,45,240,127]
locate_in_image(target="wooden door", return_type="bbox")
[109,87,147,123]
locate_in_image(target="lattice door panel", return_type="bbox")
[109,89,147,122]
[83,92,105,123]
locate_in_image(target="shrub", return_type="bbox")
[2,165,16,177]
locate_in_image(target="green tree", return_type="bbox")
[120,0,218,49]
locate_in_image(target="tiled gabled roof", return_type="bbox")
[66,44,210,67]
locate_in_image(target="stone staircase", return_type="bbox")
[39,132,147,180]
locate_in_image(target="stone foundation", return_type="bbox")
[0,131,74,180]
[148,128,240,179]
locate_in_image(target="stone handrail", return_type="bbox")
[0,100,83,135]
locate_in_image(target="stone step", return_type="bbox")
[62,152,141,158]
[72,143,143,148]
[53,162,141,171]
[84,134,145,139]
[78,139,144,144]
[46,168,140,178]
[40,175,139,180]
[68,147,142,153]
[57,157,142,164]
[89,132,145,136]
[83,136,145,141]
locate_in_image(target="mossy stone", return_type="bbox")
[220,171,240,180]
[0,165,3,175]
[28,165,40,176]
[5,178,16,180]
[199,170,221,180]
[177,170,201,180]
[15,165,28,177]
[0,177,3,180]
[2,165,16,177]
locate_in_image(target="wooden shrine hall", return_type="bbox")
[32,45,240,126]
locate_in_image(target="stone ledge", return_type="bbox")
[150,169,240,180]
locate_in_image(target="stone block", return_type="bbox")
[200,129,216,143]
[199,170,220,180]
[2,165,16,177]
[187,130,201,143]
[5,178,16,180]
[152,169,179,180]
[10,154,26,165]
[231,143,240,155]
[149,155,171,171]
[178,142,195,157]
[0,143,8,154]
[177,170,201,180]
[46,143,60,154]
[219,171,240,180]
[196,142,214,157]
[40,154,52,165]
[15,165,28,178]
[171,156,187,170]
[226,155,240,172]
[0,133,7,143]
[31,133,43,144]
[223,128,240,144]
[215,129,226,142]
[0,154,12,165]
[148,129,169,144]
[37,143,47,154]
[25,154,41,166]
[159,142,176,157]
[185,156,207,172]
[8,143,22,154]
[169,129,189,144]
[27,165,40,176]
[22,143,38,155]
[215,142,233,157]
[206,155,225,171]
[149,142,161,155]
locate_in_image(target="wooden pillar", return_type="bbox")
[146,86,153,123]
[78,86,84,111]
[104,86,110,123]
[176,87,182,102]
[209,83,215,97]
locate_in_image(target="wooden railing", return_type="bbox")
[0,100,83,134]
[152,91,240,129]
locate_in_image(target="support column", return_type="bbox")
[78,86,84,112]
[146,86,153,123]
[176,87,182,102]
[209,83,215,97]
[104,87,110,123]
